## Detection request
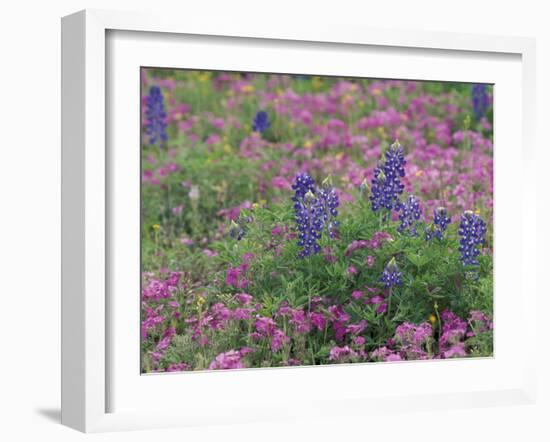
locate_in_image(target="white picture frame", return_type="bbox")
[61,9,537,433]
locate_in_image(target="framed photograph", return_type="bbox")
[61,9,537,433]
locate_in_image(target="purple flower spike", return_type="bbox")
[252,110,270,133]
[370,140,406,212]
[145,86,168,146]
[458,210,487,266]
[380,257,402,288]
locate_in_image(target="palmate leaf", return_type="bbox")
[407,253,432,268]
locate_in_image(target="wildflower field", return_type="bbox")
[141,69,493,373]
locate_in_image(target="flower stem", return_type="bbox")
[387,287,393,317]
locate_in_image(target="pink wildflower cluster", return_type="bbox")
[394,322,433,360]
[253,316,290,351]
[208,347,255,370]
[225,253,254,289]
[344,231,393,257]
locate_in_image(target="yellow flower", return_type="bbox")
[152,224,161,231]
[416,170,424,177]
[475,209,481,216]
[223,144,233,153]
[241,84,255,93]
[196,296,206,307]
[429,314,437,324]
[312,77,323,90]
[252,203,259,210]
[198,72,211,83]
[303,140,313,149]
[371,88,382,96]
[341,94,353,105]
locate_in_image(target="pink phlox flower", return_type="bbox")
[233,307,254,320]
[271,176,292,190]
[234,292,253,305]
[467,310,493,337]
[439,310,467,351]
[166,362,190,372]
[289,309,311,334]
[255,316,277,336]
[202,248,218,257]
[368,231,393,249]
[346,320,367,335]
[271,225,284,236]
[217,201,252,221]
[375,303,388,315]
[225,265,248,289]
[353,336,366,347]
[371,346,402,362]
[208,349,246,370]
[329,345,358,362]
[442,343,466,359]
[271,329,290,352]
[328,305,351,323]
[344,240,369,257]
[309,312,327,331]
[209,303,232,330]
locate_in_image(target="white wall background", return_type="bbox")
[0,1,547,440]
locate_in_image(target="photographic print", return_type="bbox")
[140,69,493,373]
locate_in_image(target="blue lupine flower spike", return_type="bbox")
[397,194,422,236]
[380,257,403,288]
[471,84,490,121]
[252,111,270,133]
[425,206,451,241]
[458,210,487,266]
[292,173,339,258]
[145,86,168,146]
[370,140,406,212]
[318,175,340,238]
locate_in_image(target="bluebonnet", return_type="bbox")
[397,195,422,235]
[458,210,487,266]
[359,178,369,197]
[229,216,252,241]
[293,190,325,258]
[145,86,168,146]
[292,173,339,258]
[292,173,316,199]
[318,176,340,238]
[370,141,406,212]
[380,257,402,288]
[229,220,245,241]
[471,84,490,120]
[252,111,270,133]
[425,206,451,241]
